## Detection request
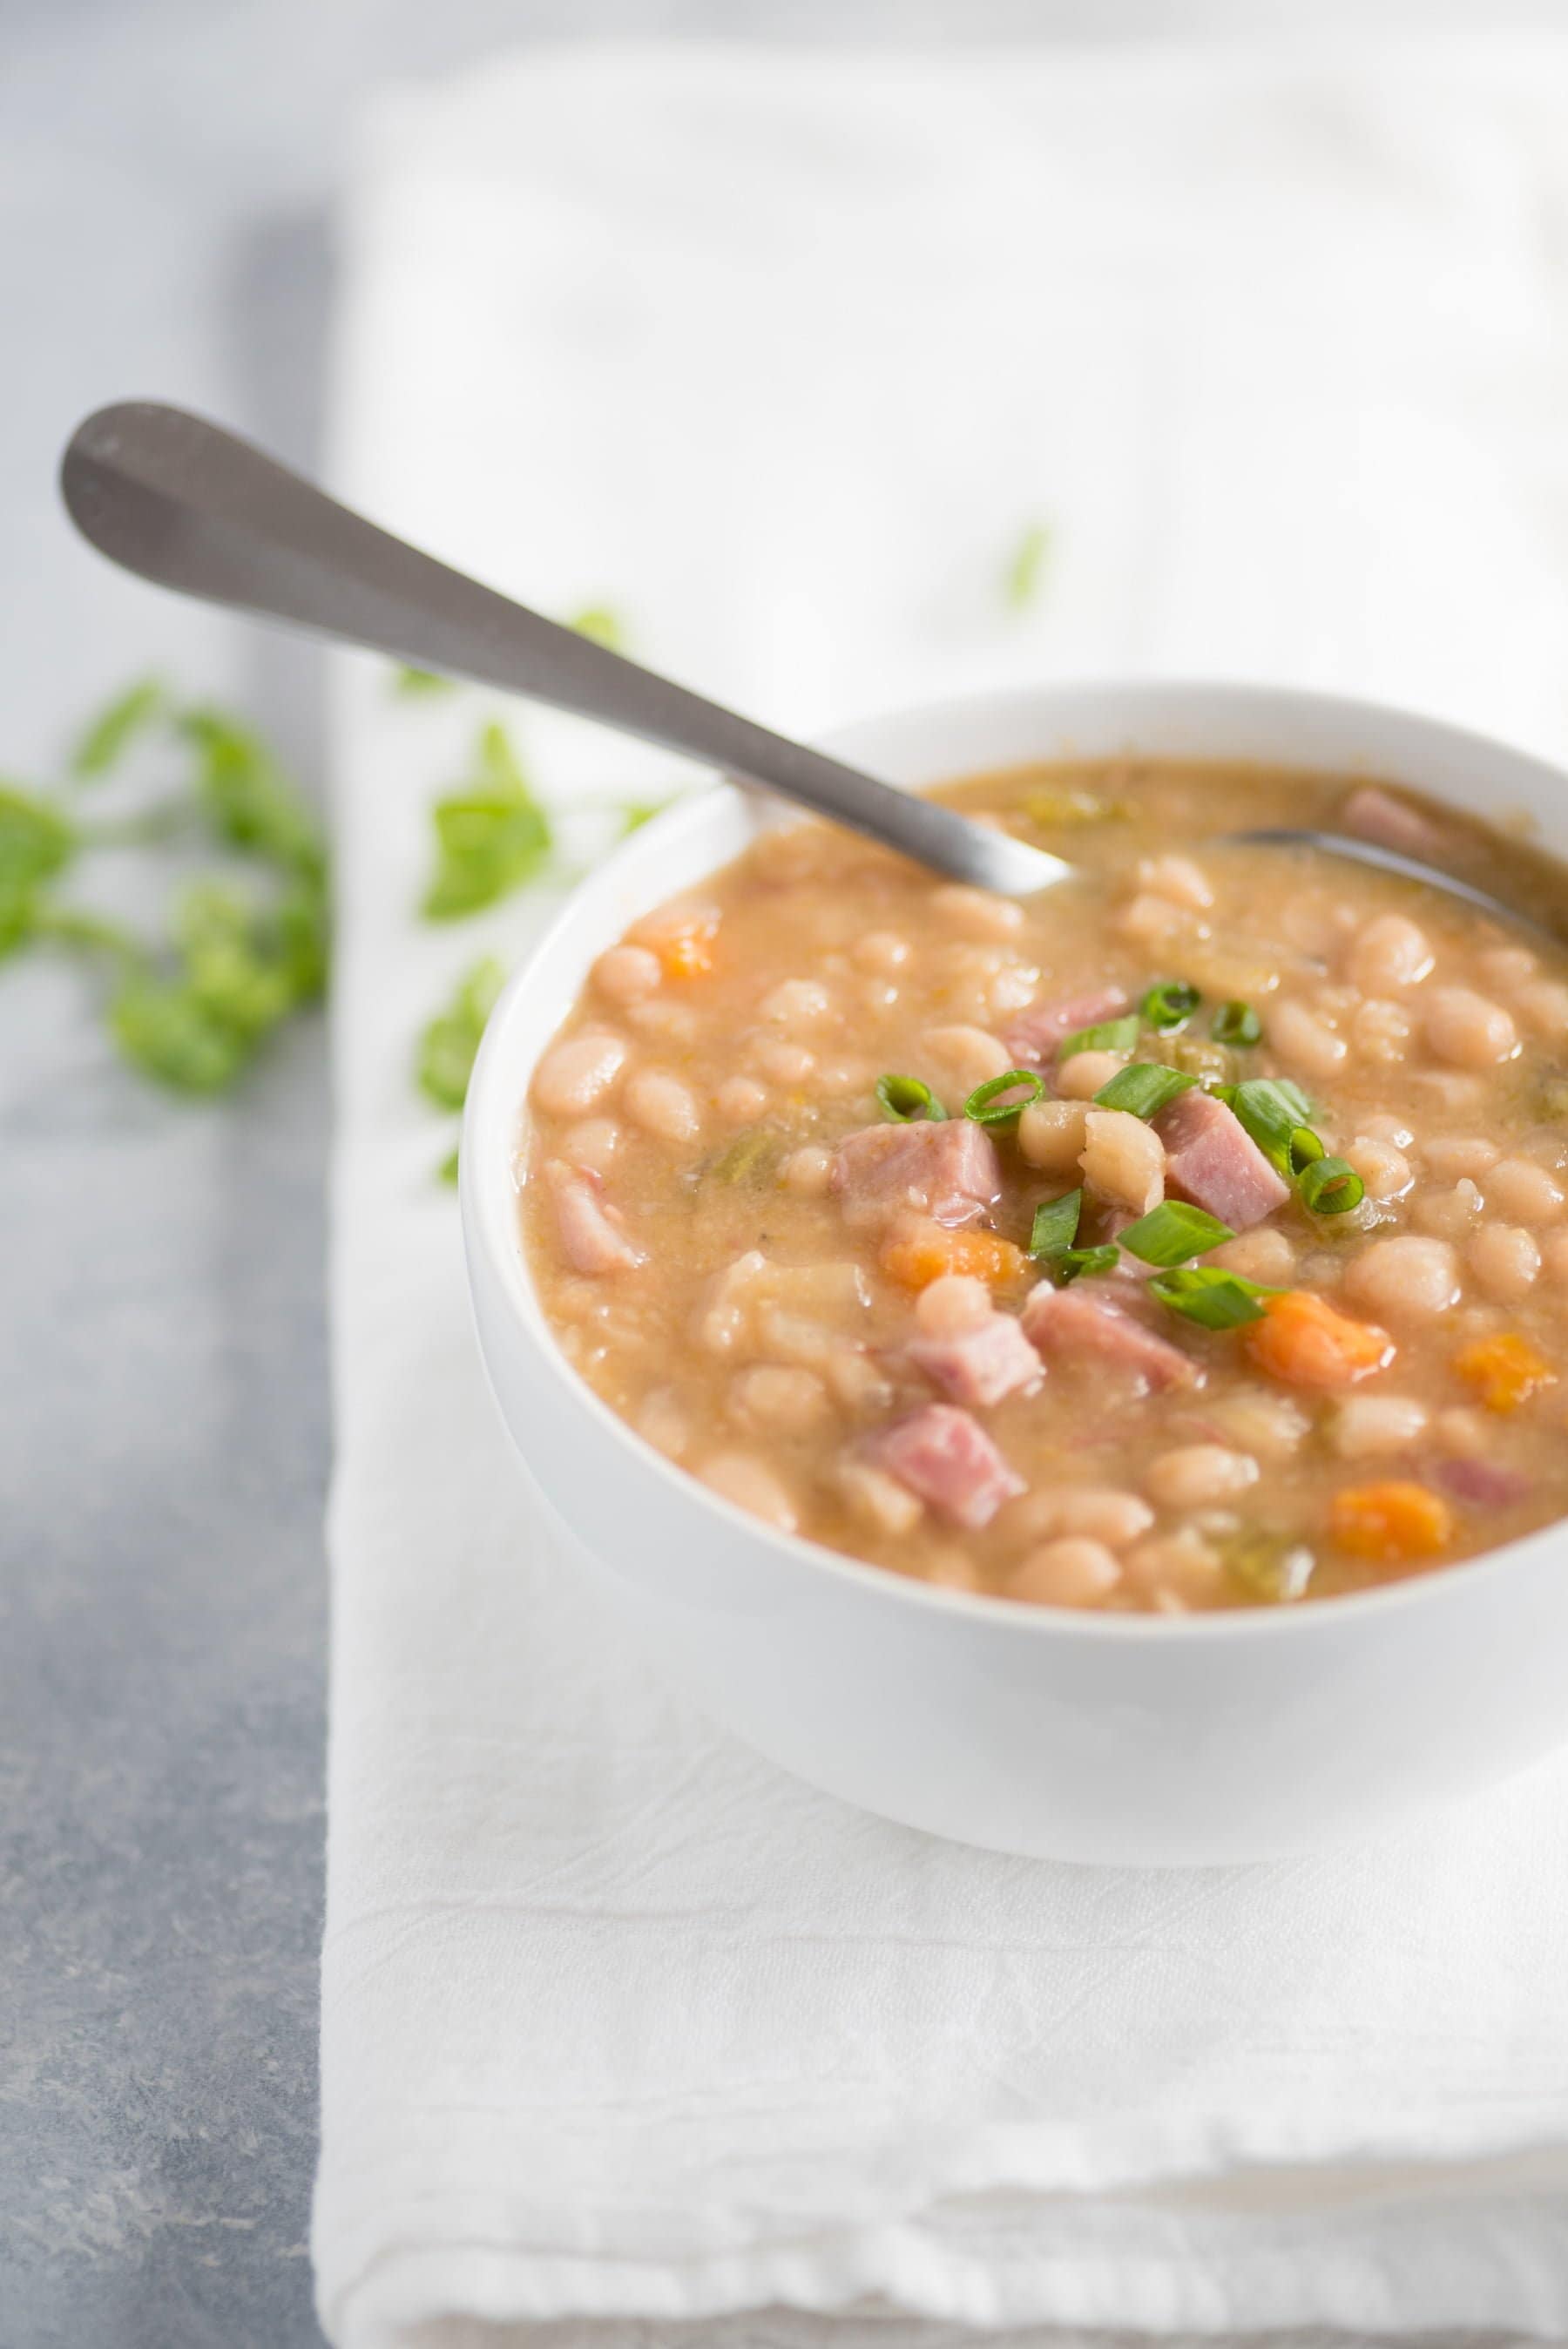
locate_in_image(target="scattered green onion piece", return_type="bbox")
[1275,1078,1313,1119]
[1299,1155,1365,1215]
[1211,998,1262,1047]
[1052,1242,1121,1286]
[964,1068,1044,1127]
[1148,1265,1283,1330]
[1117,1200,1234,1266]
[1004,521,1051,611]
[1092,1061,1195,1120]
[1028,1188,1083,1261]
[71,675,166,779]
[875,1072,946,1122]
[1058,1012,1139,1060]
[1140,978,1200,1032]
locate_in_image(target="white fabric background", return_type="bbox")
[316,41,1568,2349]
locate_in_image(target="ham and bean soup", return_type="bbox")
[521,761,1568,1613]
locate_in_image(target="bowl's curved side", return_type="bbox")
[461,679,1568,1863]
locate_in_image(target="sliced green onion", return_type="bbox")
[1288,1124,1325,1174]
[1117,1200,1235,1266]
[1148,1265,1283,1330]
[1299,1155,1365,1215]
[1051,1242,1121,1286]
[1058,1012,1139,1060]
[1140,978,1200,1032]
[1227,1078,1315,1173]
[1211,999,1263,1047]
[876,1073,946,1123]
[964,1068,1044,1127]
[1092,1062,1196,1120]
[1029,1188,1084,1260]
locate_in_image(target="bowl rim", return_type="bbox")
[463,673,1568,1645]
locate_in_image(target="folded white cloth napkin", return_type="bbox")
[316,39,1568,2348]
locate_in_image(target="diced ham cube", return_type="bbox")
[831,1118,1002,1228]
[1342,784,1450,863]
[544,1159,645,1275]
[908,1311,1043,1408]
[1436,1457,1530,1506]
[1153,1088,1291,1232]
[1021,1282,1200,1391]
[871,1405,1025,1528]
[1003,985,1131,1069]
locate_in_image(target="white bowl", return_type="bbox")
[463,680,1568,1865]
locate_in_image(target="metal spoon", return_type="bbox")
[59,402,1531,925]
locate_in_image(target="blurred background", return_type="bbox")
[4,3,1567,2346]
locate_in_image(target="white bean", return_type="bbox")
[1138,852,1213,909]
[1080,1107,1166,1215]
[1478,944,1537,991]
[1433,1405,1490,1459]
[1544,1232,1568,1285]
[592,943,662,1005]
[1206,1386,1309,1460]
[915,1275,993,1337]
[781,1144,834,1197]
[1008,1538,1121,1608]
[1350,999,1413,1065]
[759,978,835,1029]
[1117,890,1188,945]
[930,883,1025,940]
[1343,1234,1460,1321]
[1017,1098,1090,1172]
[1343,1136,1412,1202]
[1330,1394,1428,1459]
[1144,1445,1259,1511]
[920,1024,1012,1108]
[1054,1048,1129,1100]
[1006,1486,1155,1549]
[627,999,698,1044]
[836,1458,922,1536]
[851,930,911,974]
[1484,1157,1565,1224]
[1423,985,1517,1068]
[634,1387,688,1459]
[749,1036,815,1084]
[1345,912,1433,994]
[1421,1136,1499,1182]
[1208,1228,1296,1284]
[562,1116,621,1174]
[624,1068,701,1144]
[1121,1530,1226,1611]
[716,1075,769,1123]
[1468,1223,1540,1302]
[697,1452,799,1533]
[1269,998,1348,1080]
[1514,978,1568,1043]
[729,1365,830,1437]
[533,1029,628,1117]
[1411,1181,1484,1241]
[1360,1114,1415,1147]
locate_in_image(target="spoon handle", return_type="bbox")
[60,403,1059,895]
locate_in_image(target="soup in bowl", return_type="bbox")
[463,682,1568,1863]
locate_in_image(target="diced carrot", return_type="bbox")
[652,910,720,980]
[881,1221,1027,1291]
[1243,1290,1394,1389]
[1329,1479,1454,1565]
[1452,1331,1556,1414]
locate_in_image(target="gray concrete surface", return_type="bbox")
[3,3,1564,2344]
